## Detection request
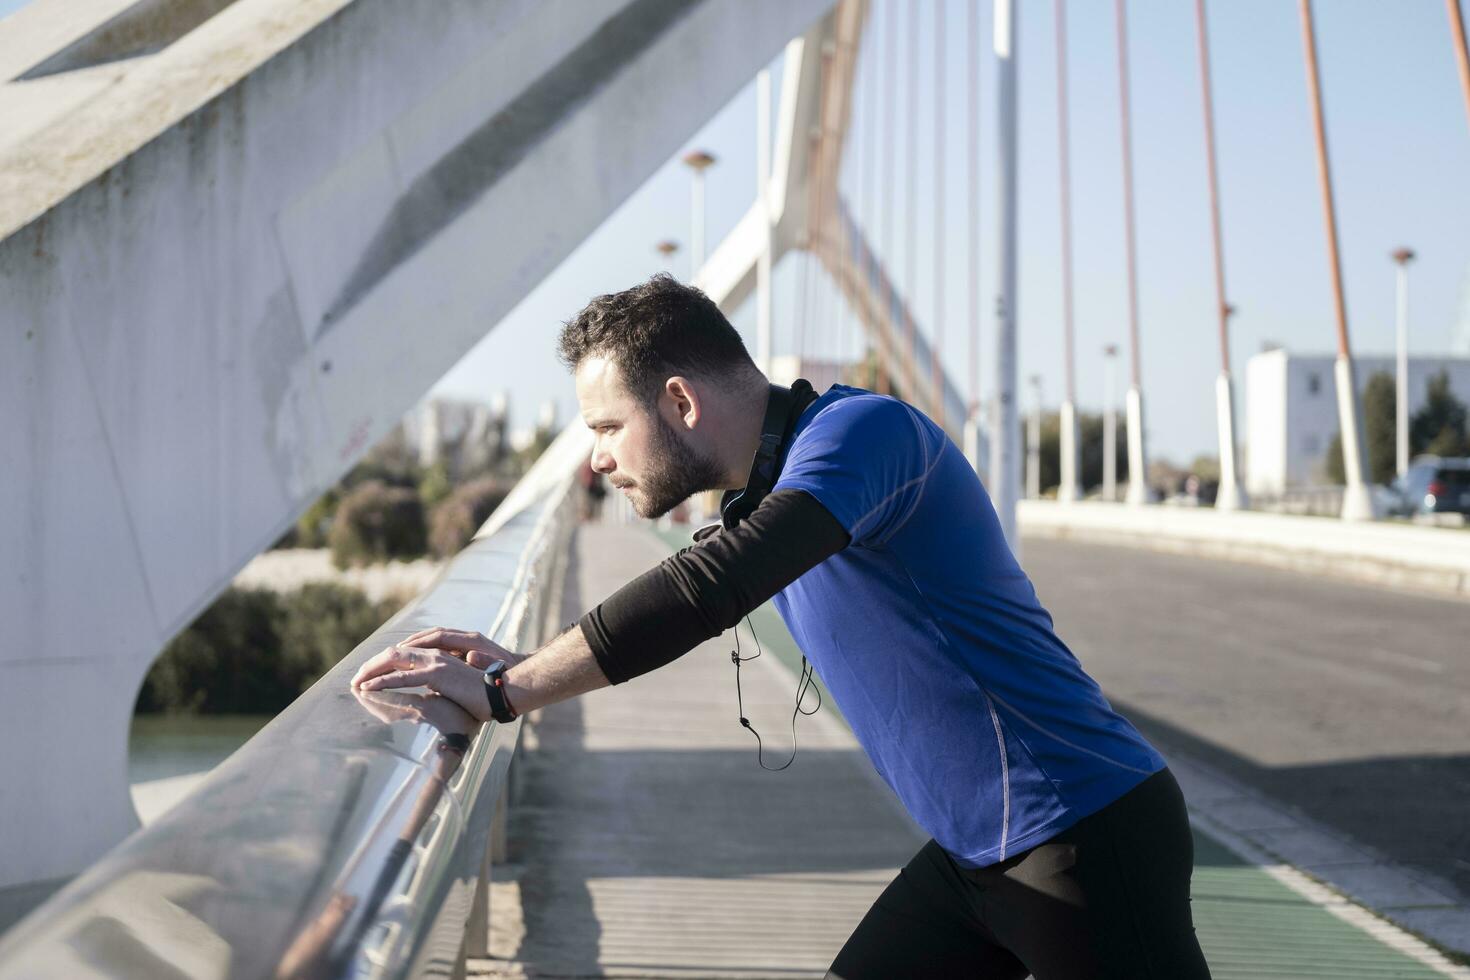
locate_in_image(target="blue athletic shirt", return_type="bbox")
[771,385,1165,868]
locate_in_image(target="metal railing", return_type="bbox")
[0,426,593,980]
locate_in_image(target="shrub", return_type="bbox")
[136,585,400,715]
[329,480,427,568]
[1411,370,1469,458]
[278,584,402,692]
[292,490,340,549]
[1325,370,1467,484]
[1325,372,1398,484]
[136,588,288,715]
[429,476,512,558]
[346,428,423,489]
[1022,410,1129,494]
[418,460,453,510]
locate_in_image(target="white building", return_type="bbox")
[1245,349,1470,494]
[1454,260,1470,355]
[403,396,508,470]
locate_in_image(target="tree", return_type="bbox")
[136,589,287,714]
[417,460,453,510]
[277,584,403,692]
[1078,412,1129,493]
[1410,370,1469,458]
[1328,370,1469,483]
[1325,371,1398,485]
[429,477,512,558]
[1022,410,1129,495]
[1324,431,1345,484]
[1188,455,1221,483]
[329,480,428,568]
[292,490,340,548]
[1362,371,1398,483]
[137,585,400,715]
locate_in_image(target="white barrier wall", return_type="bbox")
[1019,500,1470,601]
[0,0,830,893]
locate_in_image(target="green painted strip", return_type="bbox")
[641,523,1451,977]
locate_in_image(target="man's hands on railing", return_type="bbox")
[350,627,526,722]
[400,627,526,670]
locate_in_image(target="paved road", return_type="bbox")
[1021,536,1470,900]
[478,526,1468,976]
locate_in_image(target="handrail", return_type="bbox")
[0,425,594,979]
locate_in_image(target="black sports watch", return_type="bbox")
[481,660,519,724]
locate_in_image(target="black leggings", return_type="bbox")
[828,768,1211,979]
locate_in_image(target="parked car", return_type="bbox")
[1388,456,1470,517]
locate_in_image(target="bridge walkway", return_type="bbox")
[473,521,923,978]
[471,522,1466,979]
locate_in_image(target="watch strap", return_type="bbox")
[482,661,518,723]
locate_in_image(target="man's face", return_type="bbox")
[575,356,724,519]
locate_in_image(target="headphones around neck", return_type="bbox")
[717,379,819,531]
[689,378,824,770]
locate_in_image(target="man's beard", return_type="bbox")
[624,413,726,519]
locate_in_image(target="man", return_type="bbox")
[352,275,1211,978]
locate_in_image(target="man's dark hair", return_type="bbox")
[557,273,760,405]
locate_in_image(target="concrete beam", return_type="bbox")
[0,0,832,890]
[695,17,829,311]
[695,0,973,451]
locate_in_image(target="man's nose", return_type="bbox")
[590,449,615,474]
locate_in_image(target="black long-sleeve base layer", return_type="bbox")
[579,489,851,685]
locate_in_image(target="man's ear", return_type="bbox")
[663,376,702,431]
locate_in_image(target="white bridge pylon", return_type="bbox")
[0,0,834,896]
[694,1,976,449]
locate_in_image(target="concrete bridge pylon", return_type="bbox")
[0,0,833,897]
[693,0,976,452]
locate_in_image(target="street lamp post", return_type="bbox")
[1104,344,1120,502]
[1055,0,1081,505]
[964,0,983,477]
[682,150,717,281]
[991,0,1022,550]
[1393,247,1416,480]
[1115,0,1152,506]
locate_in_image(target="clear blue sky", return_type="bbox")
[433,0,1470,462]
[6,0,1468,462]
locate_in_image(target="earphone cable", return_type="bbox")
[730,615,821,771]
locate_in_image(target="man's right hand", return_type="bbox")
[397,627,525,670]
